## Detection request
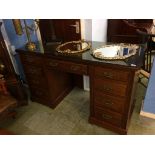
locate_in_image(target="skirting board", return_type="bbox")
[140,100,155,119]
[140,110,155,119]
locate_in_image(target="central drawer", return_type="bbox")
[46,59,88,75]
[94,78,128,97]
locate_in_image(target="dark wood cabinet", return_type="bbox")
[0,22,27,106]
[39,19,81,49]
[18,52,73,108]
[17,43,142,134]
[107,19,153,44]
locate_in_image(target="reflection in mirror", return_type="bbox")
[92,43,139,60]
[56,40,91,54]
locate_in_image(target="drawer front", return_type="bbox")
[26,75,48,88]
[65,62,87,75]
[94,78,128,97]
[30,87,49,99]
[94,107,123,127]
[20,54,42,66]
[94,66,129,82]
[23,65,43,76]
[94,91,125,113]
[46,59,62,69]
[46,59,88,75]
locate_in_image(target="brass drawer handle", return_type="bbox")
[104,101,113,105]
[102,72,113,78]
[70,65,80,71]
[102,114,112,120]
[103,86,112,91]
[98,86,112,92]
[49,62,58,67]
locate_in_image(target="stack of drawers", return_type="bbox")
[19,53,50,105]
[90,65,133,134]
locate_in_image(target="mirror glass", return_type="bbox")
[56,40,91,54]
[92,44,139,60]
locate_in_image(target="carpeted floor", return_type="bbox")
[1,77,155,135]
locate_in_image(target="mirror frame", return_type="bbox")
[92,43,139,60]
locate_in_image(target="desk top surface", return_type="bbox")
[16,42,145,70]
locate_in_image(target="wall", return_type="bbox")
[3,19,39,49]
[81,19,107,42]
[143,58,155,114]
[81,19,92,90]
[81,19,92,41]
[2,19,39,80]
[92,19,107,42]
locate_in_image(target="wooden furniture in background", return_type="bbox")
[107,19,153,44]
[107,19,155,74]
[0,77,17,124]
[39,19,81,50]
[136,29,155,73]
[0,22,28,106]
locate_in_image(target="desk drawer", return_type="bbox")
[94,78,128,97]
[46,59,88,75]
[23,65,43,76]
[26,75,48,88]
[94,66,129,82]
[94,91,125,113]
[65,62,87,75]
[20,54,42,66]
[94,107,123,127]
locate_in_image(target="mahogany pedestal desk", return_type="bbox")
[16,42,144,134]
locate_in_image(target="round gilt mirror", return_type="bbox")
[56,40,91,54]
[92,43,139,60]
